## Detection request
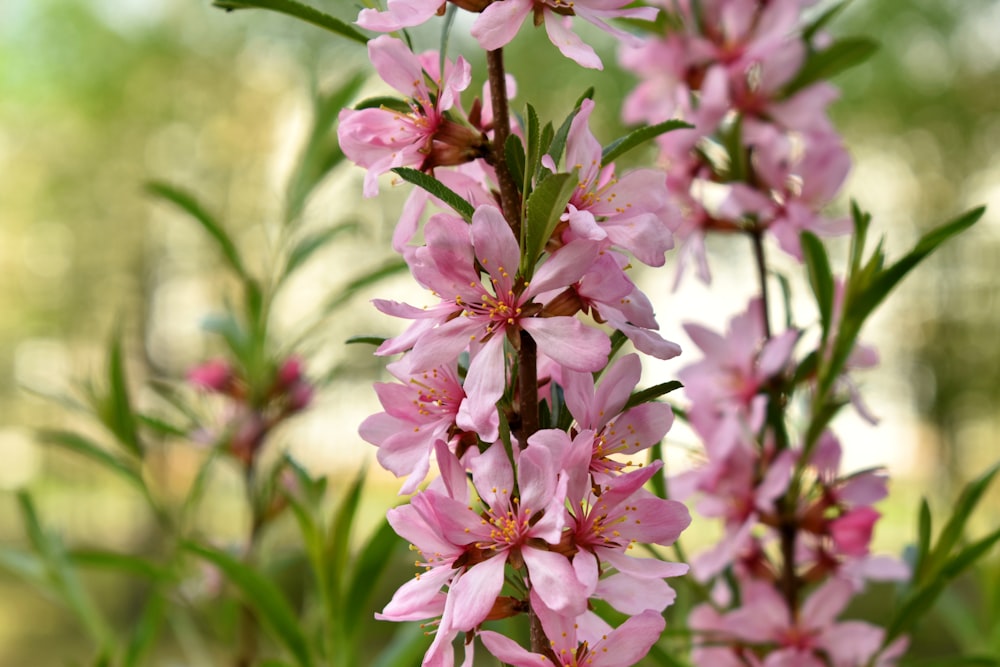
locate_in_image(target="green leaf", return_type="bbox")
[344,518,402,634]
[925,462,1000,577]
[524,103,542,192]
[322,258,408,315]
[940,527,1000,579]
[96,334,143,457]
[328,465,367,608]
[800,231,835,341]
[39,430,143,490]
[122,593,166,667]
[601,119,691,166]
[212,0,369,44]
[913,498,932,582]
[390,167,475,221]
[520,172,576,279]
[352,96,412,113]
[848,207,984,324]
[504,134,526,195]
[0,546,47,586]
[439,3,457,77]
[546,90,592,170]
[146,181,247,279]
[17,492,114,653]
[623,381,685,411]
[70,549,167,582]
[785,37,878,95]
[137,413,191,438]
[648,441,667,499]
[346,335,388,346]
[184,541,313,667]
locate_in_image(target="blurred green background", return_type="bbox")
[1,0,999,663]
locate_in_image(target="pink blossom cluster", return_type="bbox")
[187,356,313,465]
[620,0,852,283]
[343,32,693,667]
[669,298,909,665]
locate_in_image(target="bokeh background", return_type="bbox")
[1,0,999,663]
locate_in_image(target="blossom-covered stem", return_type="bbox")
[485,48,522,232]
[751,230,772,340]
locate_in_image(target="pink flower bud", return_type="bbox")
[187,359,233,393]
[829,506,880,558]
[276,356,304,388]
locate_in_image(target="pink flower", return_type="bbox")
[480,591,666,667]
[720,579,896,667]
[561,353,676,475]
[356,0,446,32]
[359,361,482,494]
[337,36,480,197]
[544,99,676,268]
[376,205,611,436]
[470,0,657,70]
[679,298,798,457]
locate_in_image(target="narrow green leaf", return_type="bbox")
[439,3,457,77]
[601,119,691,166]
[106,335,143,456]
[505,134,526,196]
[146,181,247,279]
[785,37,878,95]
[913,498,932,583]
[850,207,984,324]
[122,593,166,667]
[547,91,592,169]
[927,462,1000,574]
[136,413,191,438]
[70,549,167,582]
[391,167,475,221]
[18,492,114,652]
[346,335,387,346]
[800,231,835,341]
[520,172,576,279]
[344,518,402,634]
[941,527,1000,579]
[352,96,412,113]
[39,430,143,490]
[623,381,685,411]
[322,258,408,315]
[848,200,872,276]
[327,465,368,609]
[184,541,313,667]
[0,546,47,586]
[648,441,667,499]
[524,103,541,192]
[212,0,369,44]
